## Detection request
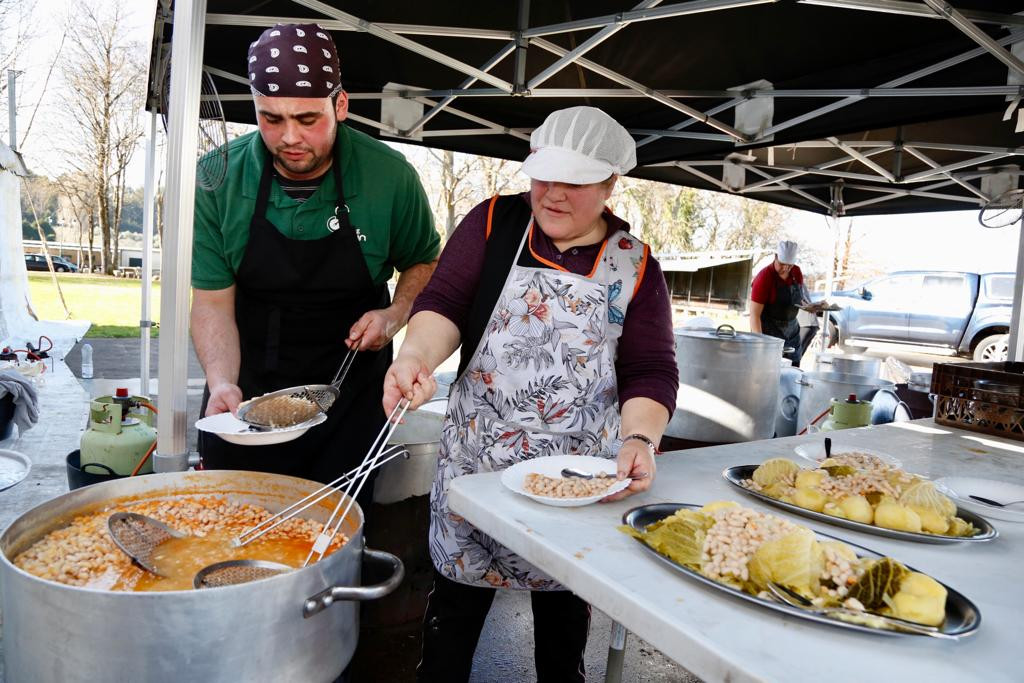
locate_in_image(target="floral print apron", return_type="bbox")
[429,219,645,589]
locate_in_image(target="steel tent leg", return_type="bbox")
[605,620,628,683]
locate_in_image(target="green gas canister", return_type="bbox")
[820,393,872,432]
[79,388,157,475]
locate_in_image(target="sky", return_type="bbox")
[4,0,1020,278]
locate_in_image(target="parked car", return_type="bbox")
[814,271,1012,361]
[24,254,79,273]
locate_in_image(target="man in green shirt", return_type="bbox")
[191,23,439,490]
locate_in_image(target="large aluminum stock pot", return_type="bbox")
[666,325,783,443]
[0,470,403,683]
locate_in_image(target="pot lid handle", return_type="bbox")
[715,324,737,338]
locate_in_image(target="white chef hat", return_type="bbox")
[776,240,799,264]
[521,106,637,184]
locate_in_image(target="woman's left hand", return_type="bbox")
[601,439,656,503]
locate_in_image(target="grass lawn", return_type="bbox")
[27,273,163,338]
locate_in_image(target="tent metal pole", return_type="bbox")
[527,0,661,90]
[901,146,987,199]
[347,85,1024,99]
[155,0,207,473]
[1007,221,1024,362]
[204,13,515,40]
[140,110,158,398]
[629,129,734,142]
[759,31,1024,140]
[743,165,832,211]
[902,152,1010,182]
[513,0,530,94]
[673,162,733,192]
[906,141,1024,155]
[532,37,748,140]
[410,97,531,141]
[635,98,743,148]
[740,147,893,191]
[921,0,1024,80]
[798,0,1024,27]
[827,137,896,182]
[523,0,777,38]
[291,0,514,92]
[404,42,517,135]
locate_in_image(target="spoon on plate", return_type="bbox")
[561,467,648,480]
[968,495,1024,509]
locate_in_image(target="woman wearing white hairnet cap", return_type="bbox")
[383,106,678,681]
[749,239,814,366]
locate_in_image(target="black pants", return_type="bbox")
[417,570,591,683]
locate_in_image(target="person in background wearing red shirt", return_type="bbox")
[749,240,812,366]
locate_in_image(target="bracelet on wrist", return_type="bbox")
[623,433,659,455]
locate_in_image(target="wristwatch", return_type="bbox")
[623,433,659,455]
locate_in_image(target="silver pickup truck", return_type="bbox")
[817,271,1013,361]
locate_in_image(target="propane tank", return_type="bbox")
[820,393,872,432]
[79,389,157,475]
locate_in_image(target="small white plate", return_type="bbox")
[934,476,1024,523]
[500,455,631,507]
[0,449,31,491]
[793,443,902,468]
[195,411,327,446]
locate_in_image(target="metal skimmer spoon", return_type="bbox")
[968,494,1024,509]
[765,582,953,638]
[107,512,185,576]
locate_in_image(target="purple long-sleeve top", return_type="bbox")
[412,193,679,418]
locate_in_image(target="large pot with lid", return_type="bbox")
[0,470,403,683]
[666,325,783,442]
[815,352,882,378]
[796,371,895,434]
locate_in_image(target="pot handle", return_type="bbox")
[714,324,737,338]
[302,547,405,618]
[796,378,812,387]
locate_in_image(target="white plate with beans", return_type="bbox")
[501,455,631,507]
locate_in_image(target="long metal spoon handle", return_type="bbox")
[234,445,408,547]
[305,401,409,566]
[235,442,405,544]
[330,346,359,387]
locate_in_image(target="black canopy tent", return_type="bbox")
[150,0,1024,216]
[144,4,1024,677]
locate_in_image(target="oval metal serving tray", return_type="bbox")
[723,465,998,544]
[623,503,981,639]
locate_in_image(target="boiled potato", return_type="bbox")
[795,470,825,489]
[874,501,922,533]
[822,501,847,519]
[793,487,828,512]
[888,572,947,626]
[838,495,874,524]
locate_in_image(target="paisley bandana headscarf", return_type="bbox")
[247,23,341,98]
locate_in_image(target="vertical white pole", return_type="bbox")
[155,0,207,472]
[819,215,840,356]
[141,110,158,396]
[1007,219,1024,362]
[7,70,16,150]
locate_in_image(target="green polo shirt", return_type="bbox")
[192,124,439,290]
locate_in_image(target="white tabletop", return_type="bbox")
[448,420,1024,683]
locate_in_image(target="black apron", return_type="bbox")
[199,144,390,494]
[760,274,802,367]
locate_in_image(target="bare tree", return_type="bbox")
[53,171,99,271]
[59,1,145,274]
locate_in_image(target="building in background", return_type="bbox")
[659,248,772,317]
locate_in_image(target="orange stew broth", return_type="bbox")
[13,495,347,592]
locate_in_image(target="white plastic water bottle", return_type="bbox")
[81,343,94,379]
